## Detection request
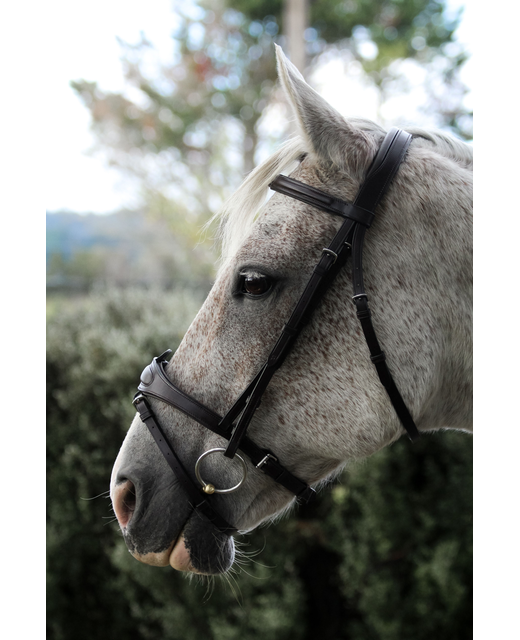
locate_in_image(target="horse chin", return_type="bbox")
[170,515,235,575]
[127,525,235,574]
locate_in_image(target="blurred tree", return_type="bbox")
[237,0,471,135]
[71,0,470,236]
[47,288,205,640]
[283,0,310,71]
[235,0,463,64]
[72,0,280,217]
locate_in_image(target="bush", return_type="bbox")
[47,287,472,639]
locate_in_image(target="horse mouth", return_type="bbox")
[113,483,234,574]
[126,520,235,574]
[124,528,187,569]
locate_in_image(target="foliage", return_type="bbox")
[47,287,472,639]
[71,0,281,216]
[234,0,462,62]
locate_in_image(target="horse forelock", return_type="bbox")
[211,136,307,267]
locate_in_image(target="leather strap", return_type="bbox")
[355,128,412,211]
[138,355,316,502]
[133,394,238,534]
[139,353,229,439]
[349,129,420,441]
[264,128,420,442]
[351,232,420,441]
[273,128,420,442]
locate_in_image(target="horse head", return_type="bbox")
[110,46,472,575]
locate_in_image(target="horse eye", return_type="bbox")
[242,274,272,297]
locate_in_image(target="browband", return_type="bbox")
[270,174,375,226]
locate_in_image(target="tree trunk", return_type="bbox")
[283,0,310,74]
[243,117,258,175]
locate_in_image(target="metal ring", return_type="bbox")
[194,448,248,494]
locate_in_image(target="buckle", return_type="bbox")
[256,453,278,469]
[322,248,338,264]
[132,393,145,406]
[157,349,173,362]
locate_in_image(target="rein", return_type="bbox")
[132,127,419,535]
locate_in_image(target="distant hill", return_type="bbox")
[46,209,214,290]
[47,209,160,261]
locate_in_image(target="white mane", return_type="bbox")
[406,126,473,168]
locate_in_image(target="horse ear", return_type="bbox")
[275,44,377,173]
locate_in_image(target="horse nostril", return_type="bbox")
[113,479,137,529]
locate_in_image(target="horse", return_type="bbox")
[110,45,472,576]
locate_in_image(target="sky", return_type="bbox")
[42,0,475,215]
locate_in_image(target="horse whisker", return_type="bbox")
[80,490,111,501]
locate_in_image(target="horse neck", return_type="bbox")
[371,150,472,434]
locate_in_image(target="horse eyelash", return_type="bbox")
[231,274,246,297]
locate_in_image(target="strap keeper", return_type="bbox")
[356,307,371,320]
[370,351,386,364]
[353,294,371,319]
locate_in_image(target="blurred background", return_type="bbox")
[46,1,473,638]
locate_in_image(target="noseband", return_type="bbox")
[132,128,419,535]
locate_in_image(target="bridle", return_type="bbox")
[132,128,420,535]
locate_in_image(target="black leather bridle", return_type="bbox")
[132,128,420,535]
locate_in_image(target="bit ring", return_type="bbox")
[194,448,248,494]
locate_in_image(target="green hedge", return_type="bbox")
[47,287,472,639]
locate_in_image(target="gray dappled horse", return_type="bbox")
[111,46,472,575]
